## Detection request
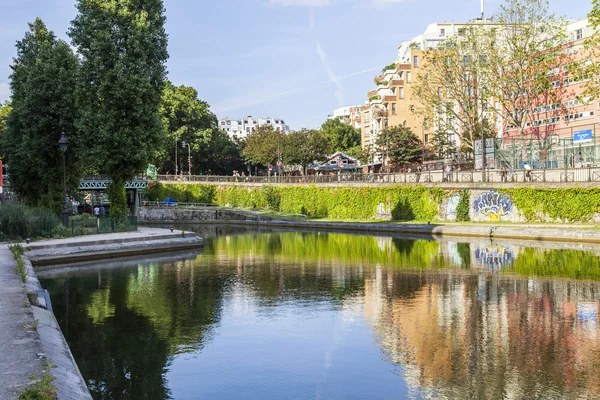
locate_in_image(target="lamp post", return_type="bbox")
[58,132,69,226]
[181,141,191,176]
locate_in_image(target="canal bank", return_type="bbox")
[139,207,600,244]
[0,227,203,399]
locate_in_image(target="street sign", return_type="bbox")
[574,129,593,143]
[337,160,344,168]
[277,160,283,167]
[268,164,273,170]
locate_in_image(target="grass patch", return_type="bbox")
[18,360,58,400]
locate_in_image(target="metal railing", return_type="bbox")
[152,167,600,185]
[70,216,138,235]
[141,201,218,208]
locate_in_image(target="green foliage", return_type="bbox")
[0,101,11,151]
[9,243,25,257]
[18,361,58,400]
[2,19,81,208]
[260,186,281,211]
[0,202,61,239]
[320,118,360,153]
[16,257,28,284]
[284,129,330,172]
[70,0,168,181]
[144,182,215,203]
[376,126,423,166]
[368,95,380,102]
[499,188,600,222]
[241,125,284,168]
[106,179,129,217]
[158,81,238,175]
[382,62,398,72]
[509,247,600,281]
[456,189,471,222]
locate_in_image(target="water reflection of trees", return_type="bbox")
[42,261,229,399]
[365,273,600,399]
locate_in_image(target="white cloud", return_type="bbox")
[0,82,10,103]
[316,41,343,106]
[269,0,335,6]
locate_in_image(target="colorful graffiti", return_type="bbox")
[473,190,513,221]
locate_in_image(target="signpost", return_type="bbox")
[574,129,593,143]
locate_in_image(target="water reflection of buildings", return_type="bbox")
[363,270,600,399]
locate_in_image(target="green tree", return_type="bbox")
[284,129,330,174]
[241,126,284,169]
[158,81,217,174]
[376,126,423,167]
[2,19,80,210]
[430,130,458,160]
[70,0,168,216]
[202,131,245,175]
[0,101,11,158]
[320,118,360,152]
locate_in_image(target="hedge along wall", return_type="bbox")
[145,183,445,221]
[144,183,600,223]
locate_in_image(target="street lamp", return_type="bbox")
[181,141,191,176]
[58,132,69,226]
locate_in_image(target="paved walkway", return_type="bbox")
[0,246,45,400]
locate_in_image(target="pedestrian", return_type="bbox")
[576,151,583,167]
[445,165,452,182]
[500,164,508,182]
[94,205,100,216]
[569,152,575,168]
[416,166,422,182]
[524,162,532,182]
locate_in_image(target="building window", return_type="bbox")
[243,120,248,124]
[440,28,445,37]
[266,120,271,124]
[392,103,397,115]
[458,28,465,36]
[425,134,429,143]
[399,87,404,99]
[413,55,419,67]
[246,127,250,133]
[406,71,411,83]
[576,29,583,40]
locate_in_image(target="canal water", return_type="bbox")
[39,227,600,399]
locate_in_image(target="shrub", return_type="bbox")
[106,180,129,217]
[456,189,471,222]
[0,202,61,239]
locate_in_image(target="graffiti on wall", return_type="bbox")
[473,190,513,221]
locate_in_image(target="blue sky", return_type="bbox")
[0,0,593,129]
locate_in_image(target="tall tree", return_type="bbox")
[241,126,285,169]
[414,24,493,164]
[2,19,80,210]
[486,0,570,141]
[70,0,168,216]
[284,129,330,174]
[158,81,218,174]
[0,102,10,155]
[201,131,245,175]
[376,126,423,167]
[320,118,360,151]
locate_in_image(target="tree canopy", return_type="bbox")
[321,118,360,152]
[241,126,285,168]
[284,129,330,173]
[376,126,423,167]
[2,18,80,210]
[69,0,169,215]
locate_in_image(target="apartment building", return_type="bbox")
[219,116,290,140]
[361,19,493,167]
[499,18,598,168]
[328,106,362,129]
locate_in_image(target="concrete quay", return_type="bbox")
[1,227,203,399]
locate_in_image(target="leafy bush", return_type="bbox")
[456,190,471,222]
[106,179,129,217]
[0,202,61,239]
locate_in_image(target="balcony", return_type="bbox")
[368,90,378,98]
[382,96,396,103]
[374,76,384,84]
[390,80,404,86]
[395,64,411,72]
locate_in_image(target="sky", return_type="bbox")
[0,0,593,130]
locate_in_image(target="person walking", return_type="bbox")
[524,162,532,182]
[445,165,452,182]
[416,166,422,183]
[569,152,575,168]
[500,164,508,182]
